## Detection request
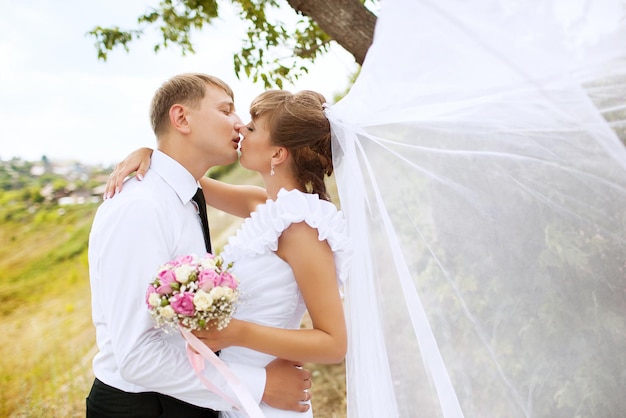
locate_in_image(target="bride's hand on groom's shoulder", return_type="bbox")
[104,147,153,199]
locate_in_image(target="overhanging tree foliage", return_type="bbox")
[89,0,378,88]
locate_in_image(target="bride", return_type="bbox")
[107,0,626,416]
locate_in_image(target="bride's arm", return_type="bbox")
[194,222,347,364]
[198,177,267,218]
[103,147,267,217]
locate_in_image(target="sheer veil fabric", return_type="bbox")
[326,0,626,417]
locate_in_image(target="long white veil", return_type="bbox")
[326,0,626,417]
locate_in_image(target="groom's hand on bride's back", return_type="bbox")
[263,358,312,412]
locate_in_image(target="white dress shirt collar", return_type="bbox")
[151,149,199,205]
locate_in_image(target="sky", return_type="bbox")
[0,0,357,166]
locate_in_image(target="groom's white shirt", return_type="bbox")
[89,150,265,410]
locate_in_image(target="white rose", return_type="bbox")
[193,290,214,311]
[174,265,195,283]
[158,305,176,319]
[200,257,218,270]
[148,293,161,307]
[209,286,226,300]
[210,286,234,301]
[223,288,235,301]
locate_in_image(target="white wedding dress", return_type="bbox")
[218,188,351,418]
[326,0,626,417]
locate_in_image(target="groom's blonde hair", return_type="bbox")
[150,73,234,137]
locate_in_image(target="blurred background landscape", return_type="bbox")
[0,157,346,417]
[1,1,371,414]
[3,1,626,416]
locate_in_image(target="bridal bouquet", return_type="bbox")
[145,253,239,332]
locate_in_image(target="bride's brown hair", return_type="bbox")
[249,90,333,201]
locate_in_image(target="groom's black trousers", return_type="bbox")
[86,378,218,418]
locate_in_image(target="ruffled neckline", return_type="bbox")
[222,188,351,287]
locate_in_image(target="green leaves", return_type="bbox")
[88,0,335,88]
[87,0,220,59]
[88,26,143,61]
[232,3,330,88]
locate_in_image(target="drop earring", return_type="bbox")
[270,164,275,176]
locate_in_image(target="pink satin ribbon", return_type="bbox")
[180,326,265,418]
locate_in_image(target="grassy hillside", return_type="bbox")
[0,203,97,417]
[0,167,346,417]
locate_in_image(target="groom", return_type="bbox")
[86,73,311,417]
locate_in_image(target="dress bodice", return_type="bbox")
[219,188,350,369]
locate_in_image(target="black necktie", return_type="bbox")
[192,187,220,355]
[192,187,212,253]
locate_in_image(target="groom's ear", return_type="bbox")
[169,104,190,134]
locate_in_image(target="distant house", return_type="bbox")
[92,184,107,197]
[40,183,54,200]
[58,192,101,206]
[30,165,46,176]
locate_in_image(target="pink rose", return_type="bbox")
[219,272,238,290]
[170,292,195,316]
[145,285,157,305]
[197,269,220,292]
[156,269,177,295]
[172,254,196,267]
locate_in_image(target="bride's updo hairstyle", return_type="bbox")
[249,90,333,201]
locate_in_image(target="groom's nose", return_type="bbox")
[233,114,244,131]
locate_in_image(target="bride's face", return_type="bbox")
[238,114,276,175]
